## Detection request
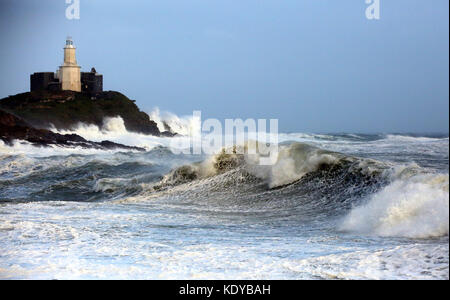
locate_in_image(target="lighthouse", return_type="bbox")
[58,36,81,92]
[30,37,103,94]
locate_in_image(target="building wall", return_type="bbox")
[30,72,57,92]
[63,48,77,65]
[60,65,81,92]
[48,82,62,92]
[81,72,103,94]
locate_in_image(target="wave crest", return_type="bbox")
[153,142,387,191]
[149,107,198,136]
[340,173,449,238]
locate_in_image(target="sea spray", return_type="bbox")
[340,173,449,238]
[149,107,197,136]
[50,116,167,150]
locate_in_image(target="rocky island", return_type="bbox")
[0,90,174,150]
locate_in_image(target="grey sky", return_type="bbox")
[0,0,448,133]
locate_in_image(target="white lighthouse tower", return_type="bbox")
[59,37,81,92]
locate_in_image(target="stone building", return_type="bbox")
[81,68,103,93]
[30,37,103,94]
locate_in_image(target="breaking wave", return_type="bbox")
[149,107,199,136]
[141,142,449,239]
[340,173,449,238]
[50,116,172,150]
[153,142,387,190]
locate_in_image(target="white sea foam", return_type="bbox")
[273,144,340,188]
[160,142,345,189]
[340,173,449,238]
[385,134,449,143]
[0,138,131,157]
[149,107,198,136]
[244,143,342,188]
[284,243,449,280]
[50,116,171,150]
[0,200,447,280]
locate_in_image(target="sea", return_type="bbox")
[0,115,448,279]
